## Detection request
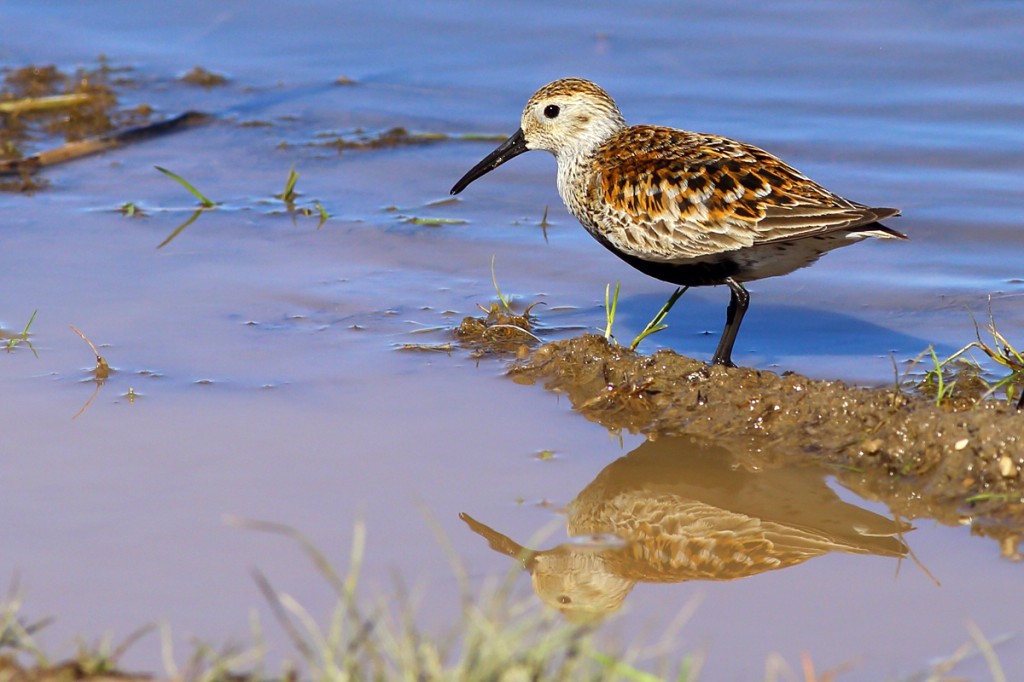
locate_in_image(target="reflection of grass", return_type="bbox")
[157,208,204,249]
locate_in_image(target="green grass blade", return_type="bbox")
[630,286,687,351]
[278,164,299,203]
[21,309,38,336]
[155,166,216,208]
[491,255,511,311]
[604,282,619,341]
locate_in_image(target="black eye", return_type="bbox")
[543,104,560,119]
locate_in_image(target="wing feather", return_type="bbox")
[593,126,902,261]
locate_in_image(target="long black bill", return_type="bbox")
[450,128,528,195]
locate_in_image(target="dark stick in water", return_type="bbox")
[0,111,212,176]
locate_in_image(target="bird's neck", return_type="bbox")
[555,141,606,225]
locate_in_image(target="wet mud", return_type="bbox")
[457,315,1024,557]
[454,304,542,357]
[309,127,505,153]
[0,62,154,191]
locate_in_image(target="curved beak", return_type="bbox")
[450,128,528,195]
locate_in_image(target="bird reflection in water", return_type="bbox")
[461,435,910,623]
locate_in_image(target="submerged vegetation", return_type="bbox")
[309,128,506,154]
[0,61,152,191]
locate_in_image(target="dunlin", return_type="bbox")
[451,78,905,366]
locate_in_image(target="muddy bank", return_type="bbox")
[465,326,1024,555]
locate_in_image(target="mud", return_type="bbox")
[312,127,505,153]
[485,332,1024,556]
[179,66,228,88]
[455,304,541,357]
[0,62,151,191]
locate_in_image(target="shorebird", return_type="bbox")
[451,78,905,366]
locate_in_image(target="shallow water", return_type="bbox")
[2,1,1023,679]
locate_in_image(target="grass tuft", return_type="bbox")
[4,309,38,356]
[276,164,300,205]
[604,282,619,343]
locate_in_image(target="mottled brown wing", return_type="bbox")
[595,126,899,260]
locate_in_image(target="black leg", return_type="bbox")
[711,278,749,367]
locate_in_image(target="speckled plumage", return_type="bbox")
[461,436,908,622]
[451,78,905,365]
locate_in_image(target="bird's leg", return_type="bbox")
[711,278,749,367]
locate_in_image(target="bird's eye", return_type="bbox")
[543,104,560,119]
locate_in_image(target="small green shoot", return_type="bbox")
[491,254,512,312]
[4,309,39,356]
[118,201,146,217]
[276,163,299,205]
[155,166,217,208]
[924,345,957,407]
[604,282,619,342]
[629,286,688,351]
